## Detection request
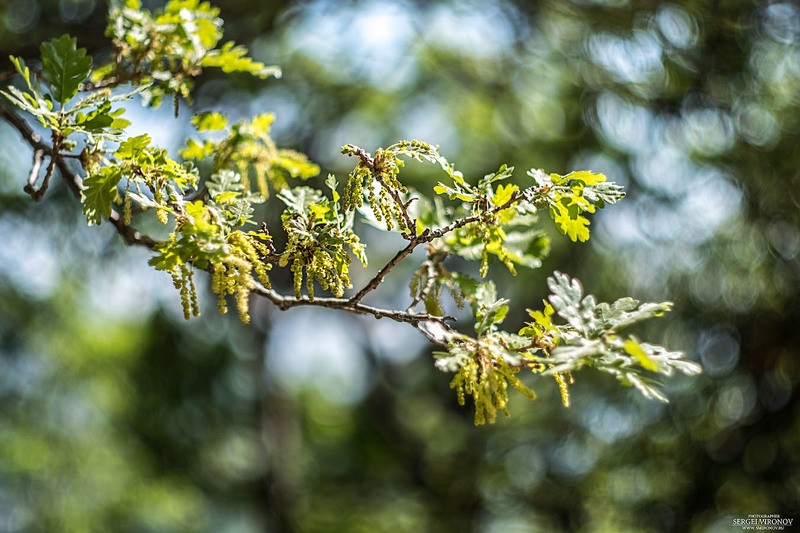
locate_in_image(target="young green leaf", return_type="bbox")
[115,134,151,159]
[551,170,606,186]
[527,168,625,243]
[550,197,592,242]
[202,42,282,79]
[40,35,92,104]
[492,183,518,208]
[82,166,122,225]
[191,112,228,131]
[624,338,659,372]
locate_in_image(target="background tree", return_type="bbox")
[0,0,797,532]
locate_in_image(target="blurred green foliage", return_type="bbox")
[1,0,798,531]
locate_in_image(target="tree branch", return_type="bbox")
[1,102,157,249]
[251,281,453,344]
[25,135,60,201]
[424,190,528,241]
[1,102,457,339]
[25,149,44,192]
[1,103,477,341]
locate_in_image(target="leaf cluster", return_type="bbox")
[149,171,274,323]
[278,177,367,301]
[182,112,319,198]
[429,272,700,424]
[527,169,625,242]
[83,133,197,225]
[432,164,551,276]
[521,272,702,402]
[93,0,281,109]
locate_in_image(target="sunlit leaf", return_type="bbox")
[40,35,92,103]
[624,338,659,372]
[82,167,122,225]
[191,112,227,131]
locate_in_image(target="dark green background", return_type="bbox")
[0,0,798,531]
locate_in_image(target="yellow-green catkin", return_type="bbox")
[480,248,490,278]
[231,257,253,323]
[186,265,200,317]
[479,225,492,277]
[230,231,272,288]
[306,266,315,301]
[212,263,227,314]
[238,161,251,192]
[452,371,467,407]
[506,370,537,401]
[256,167,269,198]
[451,357,519,426]
[168,266,194,320]
[554,372,572,408]
[236,286,250,323]
[208,255,255,323]
[291,261,303,299]
[153,189,169,224]
[343,166,366,212]
[123,182,132,225]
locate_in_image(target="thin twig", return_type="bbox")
[25,149,44,190]
[79,78,120,92]
[423,190,528,241]
[29,140,59,200]
[374,173,416,238]
[406,247,446,313]
[349,239,417,305]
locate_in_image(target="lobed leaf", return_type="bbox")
[82,167,123,225]
[202,42,282,79]
[191,111,227,131]
[527,168,625,243]
[40,35,93,104]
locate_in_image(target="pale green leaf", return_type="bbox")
[191,111,227,131]
[492,183,518,208]
[202,42,282,79]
